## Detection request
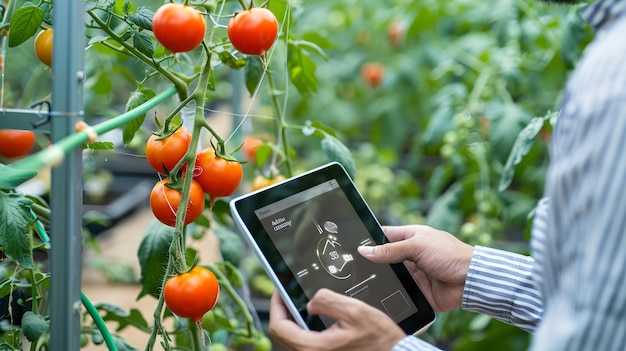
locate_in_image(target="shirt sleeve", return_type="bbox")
[390,336,443,351]
[462,246,542,333]
[529,15,626,351]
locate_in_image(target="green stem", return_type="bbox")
[145,258,175,351]
[147,44,214,351]
[205,264,257,338]
[9,86,177,174]
[24,269,40,314]
[264,63,293,177]
[86,9,189,100]
[188,320,204,351]
[81,292,119,351]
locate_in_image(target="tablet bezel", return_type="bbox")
[230,162,435,334]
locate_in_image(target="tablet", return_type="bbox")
[229,162,435,334]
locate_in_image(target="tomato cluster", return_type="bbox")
[227,8,278,56]
[164,266,220,321]
[146,127,243,226]
[0,130,36,159]
[152,3,206,53]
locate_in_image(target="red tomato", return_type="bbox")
[152,3,206,53]
[193,148,243,198]
[361,62,385,88]
[227,8,278,55]
[387,21,405,48]
[164,266,220,321]
[145,127,191,175]
[0,130,36,159]
[150,178,205,227]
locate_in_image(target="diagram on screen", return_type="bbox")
[313,218,354,280]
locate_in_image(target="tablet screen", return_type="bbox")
[231,162,434,333]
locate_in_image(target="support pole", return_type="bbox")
[48,0,85,349]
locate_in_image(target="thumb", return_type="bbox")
[357,241,414,264]
[307,289,367,322]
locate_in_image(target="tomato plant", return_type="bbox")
[227,7,278,56]
[34,28,53,67]
[361,62,385,88]
[193,148,243,198]
[0,130,36,158]
[145,127,191,175]
[152,3,206,53]
[164,266,220,322]
[149,178,205,226]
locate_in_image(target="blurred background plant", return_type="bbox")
[0,0,594,348]
[241,0,592,349]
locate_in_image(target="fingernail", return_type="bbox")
[357,245,374,256]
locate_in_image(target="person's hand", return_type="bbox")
[358,225,474,312]
[269,289,405,351]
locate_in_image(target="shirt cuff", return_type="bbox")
[462,245,539,332]
[390,335,443,351]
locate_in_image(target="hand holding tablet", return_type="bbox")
[230,162,435,334]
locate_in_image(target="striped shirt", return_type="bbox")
[392,0,626,350]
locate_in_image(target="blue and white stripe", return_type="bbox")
[391,0,626,350]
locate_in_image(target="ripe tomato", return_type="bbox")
[34,28,53,67]
[193,148,243,198]
[145,127,191,175]
[152,3,206,53]
[387,21,405,47]
[150,178,205,227]
[164,266,220,321]
[227,7,278,55]
[241,136,265,164]
[0,130,36,159]
[251,174,286,191]
[361,62,385,88]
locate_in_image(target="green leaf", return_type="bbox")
[290,39,328,61]
[498,111,555,191]
[123,87,155,145]
[321,136,355,179]
[132,30,154,58]
[206,66,216,91]
[21,312,48,342]
[0,164,37,190]
[211,198,233,226]
[217,51,247,70]
[129,7,154,31]
[302,120,337,138]
[487,103,532,162]
[83,141,115,150]
[8,5,45,47]
[93,303,151,332]
[287,43,318,95]
[137,219,174,299]
[425,183,463,233]
[0,193,35,268]
[213,227,244,267]
[244,56,264,96]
